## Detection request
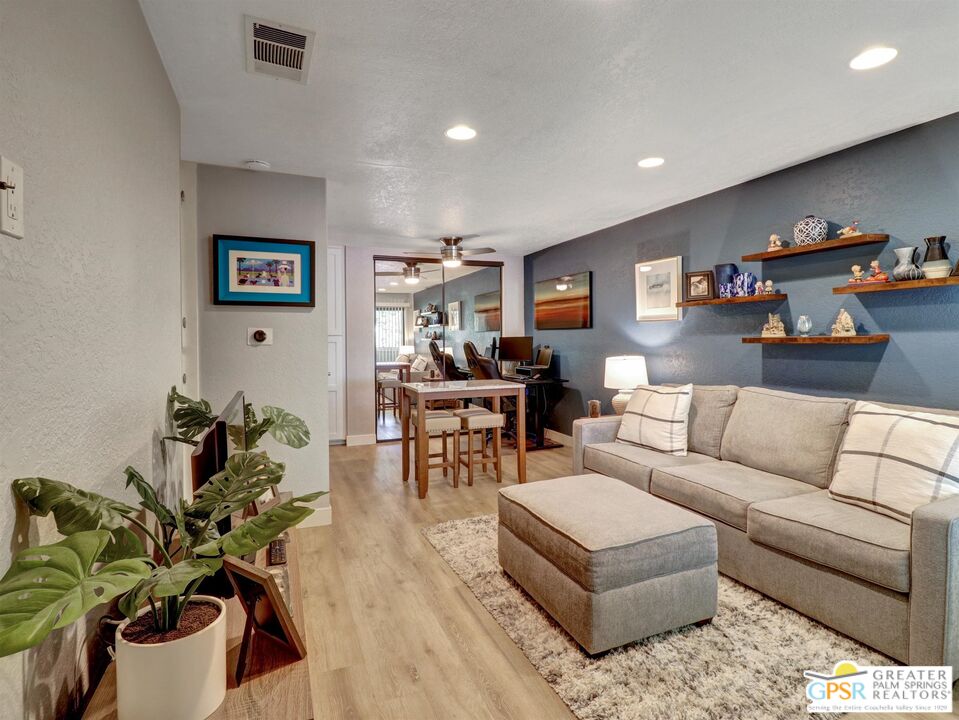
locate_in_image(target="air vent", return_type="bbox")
[245,16,315,84]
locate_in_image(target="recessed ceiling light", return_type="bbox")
[445,125,477,141]
[377,288,385,292]
[243,159,271,171]
[849,46,897,70]
[389,281,398,286]
[637,157,665,169]
[639,265,653,272]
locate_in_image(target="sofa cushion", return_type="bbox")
[748,490,911,592]
[720,387,851,488]
[650,461,819,531]
[411,355,428,372]
[583,442,717,492]
[498,474,716,593]
[829,401,959,525]
[617,384,693,456]
[688,385,739,458]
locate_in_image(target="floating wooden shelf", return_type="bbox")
[741,234,889,262]
[677,293,787,308]
[833,276,959,294]
[742,334,890,345]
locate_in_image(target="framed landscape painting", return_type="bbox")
[534,271,592,330]
[635,256,682,321]
[474,290,502,331]
[212,234,315,307]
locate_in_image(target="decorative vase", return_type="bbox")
[922,236,951,279]
[115,596,227,720]
[714,263,738,286]
[892,247,924,281]
[718,282,735,299]
[793,215,828,246]
[797,315,812,336]
[733,272,756,297]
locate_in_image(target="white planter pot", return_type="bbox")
[115,595,227,720]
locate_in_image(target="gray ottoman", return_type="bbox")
[498,474,718,654]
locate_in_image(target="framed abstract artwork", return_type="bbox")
[211,234,315,307]
[635,256,682,321]
[534,271,592,330]
[474,290,502,331]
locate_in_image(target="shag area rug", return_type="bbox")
[423,514,890,720]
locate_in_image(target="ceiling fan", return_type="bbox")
[374,261,440,286]
[405,236,495,268]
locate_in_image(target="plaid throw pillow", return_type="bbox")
[828,401,959,524]
[616,384,693,456]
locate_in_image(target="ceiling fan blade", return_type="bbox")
[374,271,404,276]
[403,250,442,256]
[460,247,496,256]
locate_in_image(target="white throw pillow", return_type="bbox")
[829,401,959,524]
[616,384,693,456]
[411,355,428,372]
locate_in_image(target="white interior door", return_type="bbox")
[328,246,346,441]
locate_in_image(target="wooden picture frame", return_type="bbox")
[223,556,307,685]
[211,234,316,307]
[635,256,683,321]
[684,270,716,301]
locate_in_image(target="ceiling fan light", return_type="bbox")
[440,244,462,268]
[404,276,420,285]
[403,265,422,284]
[442,258,462,268]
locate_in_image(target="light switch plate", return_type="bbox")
[248,327,274,346]
[1,157,24,239]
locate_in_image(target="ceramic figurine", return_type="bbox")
[764,280,774,294]
[754,282,765,296]
[761,313,786,337]
[838,220,860,237]
[831,309,856,337]
[767,233,783,251]
[848,264,864,283]
[793,214,828,246]
[866,259,889,283]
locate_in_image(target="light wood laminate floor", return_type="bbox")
[301,441,958,720]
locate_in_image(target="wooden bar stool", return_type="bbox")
[378,377,402,418]
[410,408,461,486]
[454,407,505,486]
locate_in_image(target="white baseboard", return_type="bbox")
[346,433,376,446]
[545,429,573,447]
[300,505,332,527]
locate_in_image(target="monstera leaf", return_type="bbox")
[186,452,284,523]
[195,492,324,558]
[239,403,273,450]
[0,530,151,656]
[13,478,144,562]
[123,467,174,527]
[168,389,215,443]
[262,406,311,449]
[173,498,220,552]
[118,558,221,621]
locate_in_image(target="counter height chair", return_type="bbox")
[409,407,461,487]
[454,406,505,486]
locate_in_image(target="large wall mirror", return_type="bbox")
[372,256,503,441]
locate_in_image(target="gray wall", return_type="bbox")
[413,266,502,363]
[0,1,182,717]
[526,113,959,434]
[195,165,330,519]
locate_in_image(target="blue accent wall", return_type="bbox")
[525,113,959,433]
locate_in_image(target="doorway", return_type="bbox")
[372,256,503,442]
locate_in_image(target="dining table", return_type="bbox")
[375,360,412,382]
[399,379,527,498]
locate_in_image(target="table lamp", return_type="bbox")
[604,356,648,415]
[399,345,416,356]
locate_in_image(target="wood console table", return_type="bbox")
[82,524,313,720]
[400,379,526,498]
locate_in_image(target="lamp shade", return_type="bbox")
[604,355,648,390]
[399,345,416,356]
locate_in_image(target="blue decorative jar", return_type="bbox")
[734,272,756,297]
[714,263,739,286]
[793,215,828,245]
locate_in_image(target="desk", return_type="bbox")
[400,379,526,498]
[518,377,568,449]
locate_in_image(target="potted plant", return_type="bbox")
[0,452,322,720]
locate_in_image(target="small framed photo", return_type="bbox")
[446,300,462,331]
[684,270,716,301]
[635,256,682,321]
[212,235,315,307]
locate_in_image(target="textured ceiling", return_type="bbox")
[140,0,959,255]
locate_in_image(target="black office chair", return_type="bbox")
[429,341,470,381]
[463,341,519,439]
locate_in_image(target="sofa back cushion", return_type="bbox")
[829,401,959,524]
[687,385,739,458]
[616,384,693,456]
[720,387,851,487]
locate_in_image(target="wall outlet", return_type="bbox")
[248,327,274,346]
[1,157,24,239]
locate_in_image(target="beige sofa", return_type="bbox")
[573,386,959,672]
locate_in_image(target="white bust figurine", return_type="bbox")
[767,233,783,251]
